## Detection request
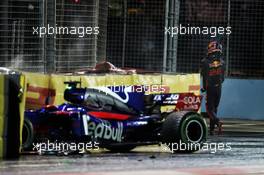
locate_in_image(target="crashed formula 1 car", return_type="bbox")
[22,81,208,153]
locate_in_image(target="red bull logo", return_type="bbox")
[82,115,123,142]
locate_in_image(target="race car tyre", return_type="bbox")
[22,118,34,151]
[105,145,136,153]
[161,111,207,153]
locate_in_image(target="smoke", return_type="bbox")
[10,55,24,70]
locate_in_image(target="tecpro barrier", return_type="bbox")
[24,73,201,110]
[0,74,26,159]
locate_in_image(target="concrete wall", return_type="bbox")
[201,78,264,120]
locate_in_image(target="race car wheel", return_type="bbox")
[161,111,207,153]
[22,118,34,151]
[105,145,136,153]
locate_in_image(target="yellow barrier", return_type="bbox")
[24,73,200,110]
[81,74,106,87]
[23,72,50,109]
[50,74,81,106]
[162,74,200,94]
[105,74,134,86]
[19,75,26,153]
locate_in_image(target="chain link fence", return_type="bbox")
[229,0,264,78]
[175,0,228,74]
[1,0,104,73]
[1,0,264,78]
[0,0,45,71]
[107,0,165,71]
[106,0,264,78]
[174,0,264,78]
[55,0,99,72]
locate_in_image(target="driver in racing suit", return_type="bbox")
[200,41,225,135]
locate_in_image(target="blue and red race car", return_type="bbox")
[22,82,207,153]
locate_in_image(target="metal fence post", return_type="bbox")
[42,0,47,73]
[121,0,127,68]
[94,0,99,66]
[226,0,231,76]
[163,0,169,72]
[53,0,56,72]
[163,0,180,73]
[45,0,56,73]
[172,0,180,72]
[0,0,9,65]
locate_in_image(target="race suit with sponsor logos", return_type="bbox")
[201,53,225,131]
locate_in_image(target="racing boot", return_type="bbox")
[209,118,216,136]
[209,118,222,135]
[216,121,223,135]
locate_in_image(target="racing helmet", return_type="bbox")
[207,41,222,55]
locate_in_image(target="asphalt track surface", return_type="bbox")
[1,132,264,175]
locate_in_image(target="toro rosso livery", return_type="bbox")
[23,82,208,153]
